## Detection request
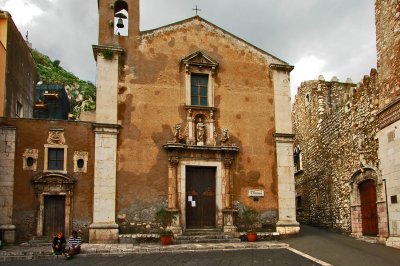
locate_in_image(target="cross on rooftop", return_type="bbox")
[193,5,201,16]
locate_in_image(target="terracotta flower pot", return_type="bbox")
[247,232,257,242]
[160,235,173,245]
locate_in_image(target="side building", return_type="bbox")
[0,10,38,118]
[375,0,400,248]
[292,73,389,242]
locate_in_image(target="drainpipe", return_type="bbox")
[383,179,390,236]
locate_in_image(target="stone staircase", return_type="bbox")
[24,236,53,247]
[174,229,240,244]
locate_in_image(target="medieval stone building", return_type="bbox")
[292,73,388,242]
[292,0,400,248]
[0,0,299,244]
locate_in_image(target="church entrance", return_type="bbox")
[43,195,65,236]
[359,180,378,236]
[186,166,216,229]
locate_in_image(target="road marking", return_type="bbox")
[286,247,332,266]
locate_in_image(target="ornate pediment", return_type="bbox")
[33,172,77,184]
[182,51,219,74]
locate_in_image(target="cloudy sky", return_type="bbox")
[0,0,377,99]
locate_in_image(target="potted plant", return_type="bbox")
[239,208,260,242]
[155,208,176,245]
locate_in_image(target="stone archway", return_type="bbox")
[350,167,388,238]
[32,173,76,237]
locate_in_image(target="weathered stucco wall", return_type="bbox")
[292,72,380,234]
[113,17,280,224]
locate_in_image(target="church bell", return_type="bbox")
[117,18,124,28]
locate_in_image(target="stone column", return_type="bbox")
[207,110,216,146]
[187,109,195,145]
[0,126,16,244]
[168,157,179,210]
[223,158,236,233]
[270,64,299,235]
[167,156,182,234]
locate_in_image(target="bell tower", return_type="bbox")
[97,0,140,48]
[89,0,140,244]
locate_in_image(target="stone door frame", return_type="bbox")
[350,166,388,238]
[33,173,75,237]
[179,160,223,230]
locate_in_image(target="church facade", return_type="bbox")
[0,0,299,244]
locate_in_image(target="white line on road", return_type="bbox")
[286,247,333,266]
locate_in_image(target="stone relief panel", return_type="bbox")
[47,129,66,145]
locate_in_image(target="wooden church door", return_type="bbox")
[359,180,379,236]
[186,167,216,229]
[43,195,65,236]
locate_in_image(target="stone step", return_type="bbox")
[174,237,241,244]
[176,234,235,240]
[182,229,223,236]
[175,229,240,244]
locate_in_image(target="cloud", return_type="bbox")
[1,0,43,27]
[0,0,377,98]
[291,55,335,98]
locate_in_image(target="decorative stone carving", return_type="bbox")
[170,124,184,144]
[47,129,66,145]
[73,151,89,173]
[22,148,39,171]
[220,128,230,146]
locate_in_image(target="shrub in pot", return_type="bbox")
[239,208,260,242]
[155,208,176,245]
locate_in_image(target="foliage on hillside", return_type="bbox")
[31,49,96,118]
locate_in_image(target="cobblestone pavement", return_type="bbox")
[0,249,323,266]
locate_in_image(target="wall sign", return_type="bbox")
[248,189,265,197]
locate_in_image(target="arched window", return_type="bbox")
[293,145,302,172]
[114,0,129,36]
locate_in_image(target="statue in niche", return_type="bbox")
[196,118,205,145]
[220,128,230,146]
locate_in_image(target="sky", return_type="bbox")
[0,0,377,100]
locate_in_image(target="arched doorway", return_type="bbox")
[359,180,378,236]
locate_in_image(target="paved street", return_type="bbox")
[283,225,400,266]
[1,249,321,266]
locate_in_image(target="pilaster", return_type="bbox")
[274,133,300,235]
[89,124,120,243]
[0,126,16,244]
[93,45,124,125]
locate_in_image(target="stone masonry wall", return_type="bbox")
[375,0,400,107]
[292,71,380,233]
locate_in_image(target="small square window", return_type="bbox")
[48,148,64,170]
[391,195,398,204]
